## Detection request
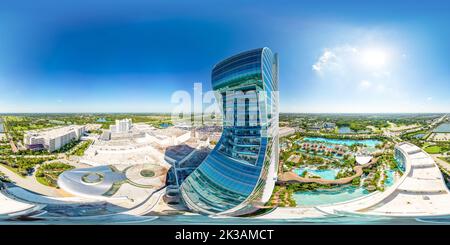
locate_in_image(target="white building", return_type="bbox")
[110,118,132,133]
[143,127,191,146]
[279,127,296,137]
[24,125,86,152]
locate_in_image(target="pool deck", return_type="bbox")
[278,158,377,185]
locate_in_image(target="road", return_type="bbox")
[0,164,65,197]
[432,155,450,173]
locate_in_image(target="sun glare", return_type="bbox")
[361,48,388,68]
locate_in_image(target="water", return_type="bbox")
[338,126,370,134]
[414,133,425,139]
[293,167,339,180]
[385,170,395,186]
[338,126,354,134]
[159,123,170,128]
[303,137,381,148]
[96,118,107,123]
[293,185,370,207]
[293,168,397,207]
[433,123,450,133]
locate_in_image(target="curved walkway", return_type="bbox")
[0,164,64,197]
[0,187,45,218]
[278,158,377,185]
[433,155,450,173]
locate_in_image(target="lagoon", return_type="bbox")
[338,126,354,134]
[338,126,370,134]
[433,123,450,133]
[303,137,381,148]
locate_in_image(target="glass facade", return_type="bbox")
[394,147,406,172]
[180,48,279,216]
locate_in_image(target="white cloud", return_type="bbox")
[376,84,386,92]
[312,45,359,74]
[427,97,433,101]
[311,44,398,97]
[312,49,337,73]
[359,80,372,89]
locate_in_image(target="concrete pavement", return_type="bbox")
[0,164,64,197]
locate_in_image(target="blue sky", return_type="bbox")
[0,0,449,113]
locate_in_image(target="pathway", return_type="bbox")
[432,155,450,173]
[0,164,64,197]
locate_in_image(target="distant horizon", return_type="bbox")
[0,111,449,115]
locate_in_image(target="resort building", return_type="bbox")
[143,127,191,147]
[24,125,86,152]
[80,123,195,166]
[100,131,111,141]
[180,47,279,216]
[309,123,322,131]
[323,122,336,130]
[110,118,132,133]
[279,127,296,137]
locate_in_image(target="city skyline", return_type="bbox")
[0,0,450,113]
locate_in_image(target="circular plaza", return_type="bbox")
[124,164,168,188]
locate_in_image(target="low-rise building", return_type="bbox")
[24,125,85,152]
[309,123,322,131]
[323,122,336,130]
[100,131,111,141]
[279,127,296,137]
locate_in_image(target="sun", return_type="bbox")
[361,48,388,68]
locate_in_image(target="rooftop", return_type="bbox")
[26,125,85,138]
[0,190,43,217]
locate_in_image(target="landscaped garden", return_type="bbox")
[35,162,74,187]
[424,145,442,154]
[273,131,399,207]
[69,140,93,156]
[0,171,10,183]
[0,156,56,176]
[424,143,450,154]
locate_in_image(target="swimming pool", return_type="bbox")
[293,185,370,207]
[385,170,395,186]
[293,169,397,207]
[303,137,381,148]
[293,167,339,180]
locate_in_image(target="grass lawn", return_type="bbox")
[35,162,74,187]
[0,163,25,178]
[424,145,442,154]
